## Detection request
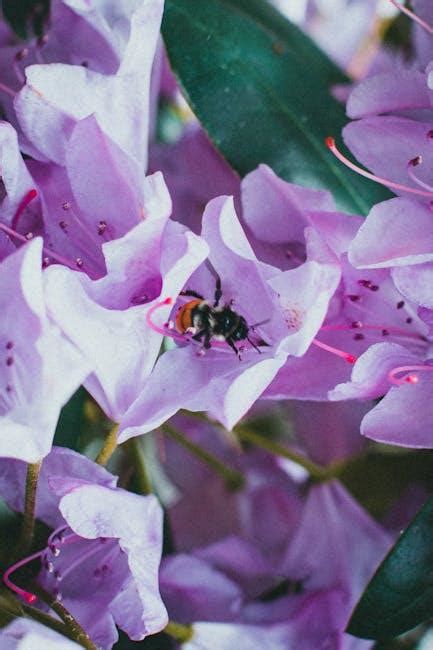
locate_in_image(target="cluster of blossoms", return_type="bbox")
[0,0,431,648]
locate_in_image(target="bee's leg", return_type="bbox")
[191,329,212,351]
[213,274,222,307]
[191,329,206,342]
[227,337,241,360]
[247,335,262,354]
[180,289,205,300]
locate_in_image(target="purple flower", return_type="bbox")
[0,447,167,648]
[336,3,433,204]
[325,195,433,447]
[0,239,89,462]
[44,189,208,422]
[117,190,341,438]
[0,0,163,170]
[155,414,387,647]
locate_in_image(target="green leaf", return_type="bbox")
[53,387,87,451]
[1,0,50,39]
[162,0,391,215]
[348,496,433,640]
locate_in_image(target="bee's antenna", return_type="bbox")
[250,318,270,330]
[247,336,262,354]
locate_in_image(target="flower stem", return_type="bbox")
[234,425,337,481]
[0,591,76,642]
[33,585,98,650]
[161,424,245,490]
[125,437,152,494]
[95,424,119,466]
[15,461,42,559]
[165,620,194,643]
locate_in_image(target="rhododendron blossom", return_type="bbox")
[0,0,432,648]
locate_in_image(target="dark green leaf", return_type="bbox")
[1,0,50,39]
[53,387,88,451]
[162,0,391,214]
[348,496,433,640]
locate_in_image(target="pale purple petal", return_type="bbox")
[241,164,334,245]
[14,0,163,167]
[347,70,431,119]
[392,263,433,308]
[361,377,433,447]
[0,122,35,223]
[329,342,420,400]
[59,485,168,637]
[0,239,90,461]
[349,198,433,268]
[160,554,243,623]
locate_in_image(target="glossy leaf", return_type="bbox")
[348,496,433,640]
[162,0,391,214]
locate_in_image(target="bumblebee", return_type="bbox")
[175,274,261,358]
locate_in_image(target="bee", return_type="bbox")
[175,273,263,359]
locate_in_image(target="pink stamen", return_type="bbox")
[325,137,433,198]
[3,550,43,604]
[407,156,433,192]
[320,323,425,343]
[146,298,185,340]
[388,364,433,386]
[0,222,87,272]
[312,338,357,364]
[11,188,38,230]
[388,0,433,36]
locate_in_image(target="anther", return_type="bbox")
[382,329,390,336]
[97,221,107,235]
[348,294,361,302]
[406,155,433,192]
[59,221,68,231]
[62,202,71,211]
[354,333,365,340]
[397,301,405,309]
[25,232,33,240]
[351,321,363,329]
[75,258,83,268]
[5,341,13,350]
[15,48,29,62]
[6,357,13,366]
[406,317,413,324]
[326,136,433,197]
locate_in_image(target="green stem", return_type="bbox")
[0,591,80,644]
[95,424,119,466]
[164,620,194,643]
[33,585,98,650]
[181,411,346,482]
[125,437,152,494]
[15,461,42,559]
[161,424,244,490]
[234,426,337,481]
